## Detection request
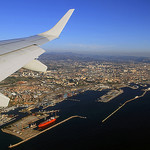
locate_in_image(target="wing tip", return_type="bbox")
[69,9,75,12]
[39,9,75,37]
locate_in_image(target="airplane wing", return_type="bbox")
[0,9,75,107]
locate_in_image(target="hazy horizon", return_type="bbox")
[43,48,150,57]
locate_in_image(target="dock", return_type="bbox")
[102,89,149,123]
[67,98,80,102]
[98,89,123,103]
[8,115,86,148]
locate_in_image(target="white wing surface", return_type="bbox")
[0,9,74,107]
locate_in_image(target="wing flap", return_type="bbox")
[0,93,10,107]
[23,60,47,72]
[0,45,45,82]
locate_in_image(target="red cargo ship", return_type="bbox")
[38,117,56,129]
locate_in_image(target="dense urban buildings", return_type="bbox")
[0,53,150,107]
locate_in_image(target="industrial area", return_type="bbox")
[2,110,59,140]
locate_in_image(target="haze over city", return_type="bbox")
[0,0,150,56]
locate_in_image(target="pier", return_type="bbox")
[102,89,149,123]
[98,89,123,103]
[67,98,80,102]
[8,115,86,148]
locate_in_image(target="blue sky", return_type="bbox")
[0,0,150,56]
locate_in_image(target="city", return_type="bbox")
[1,53,150,108]
[0,53,150,133]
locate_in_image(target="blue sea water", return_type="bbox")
[1,86,150,150]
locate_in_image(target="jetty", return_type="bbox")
[102,89,149,123]
[8,115,86,148]
[67,98,80,102]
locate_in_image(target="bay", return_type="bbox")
[1,86,150,150]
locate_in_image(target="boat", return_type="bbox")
[38,117,56,129]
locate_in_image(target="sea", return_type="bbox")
[1,85,150,150]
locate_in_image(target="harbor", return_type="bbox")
[0,86,150,149]
[2,113,50,140]
[1,108,60,139]
[8,115,86,148]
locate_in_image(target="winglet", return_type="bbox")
[39,9,75,38]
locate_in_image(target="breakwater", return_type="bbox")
[102,89,149,123]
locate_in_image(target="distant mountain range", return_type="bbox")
[39,52,150,63]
